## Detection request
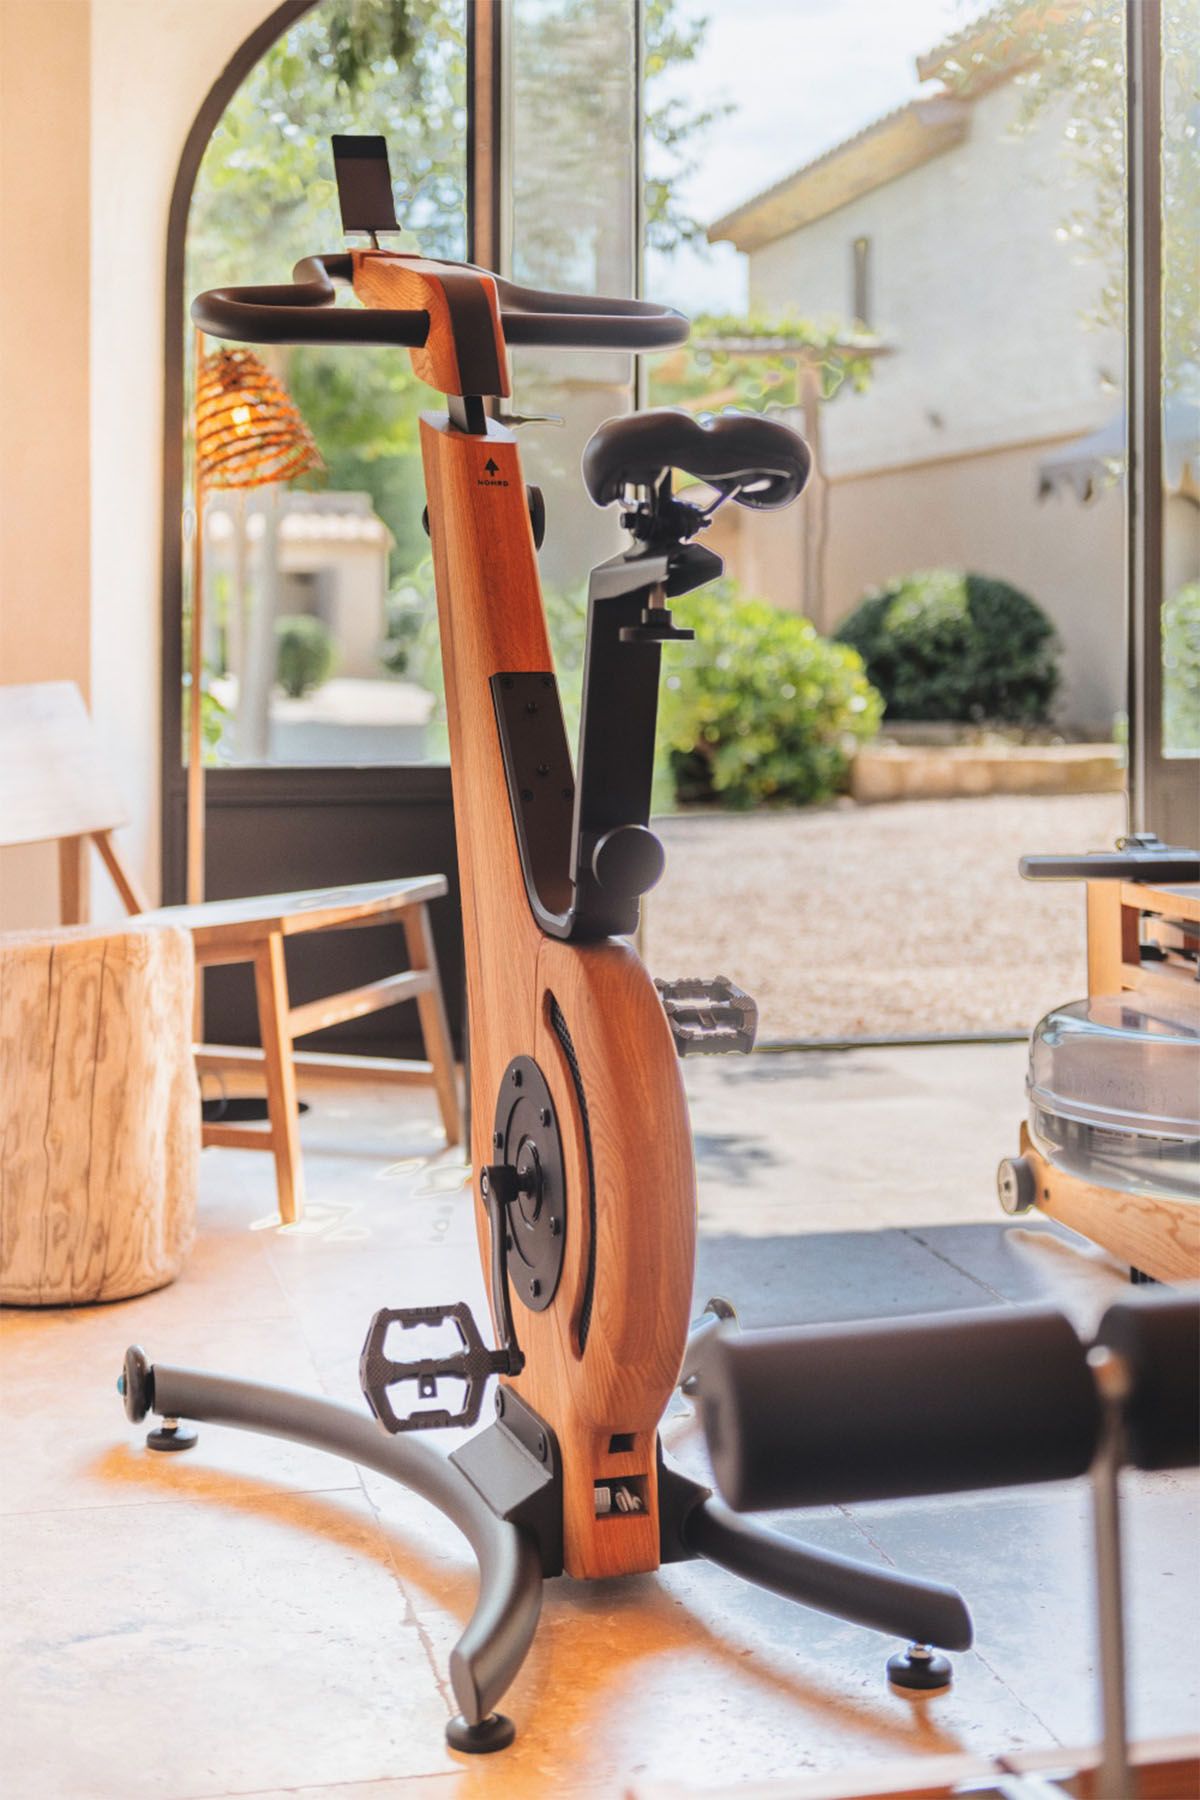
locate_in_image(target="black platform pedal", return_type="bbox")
[359,1301,520,1434]
[655,976,758,1056]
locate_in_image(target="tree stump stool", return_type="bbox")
[0,922,199,1305]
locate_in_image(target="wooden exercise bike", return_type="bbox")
[117,137,971,1752]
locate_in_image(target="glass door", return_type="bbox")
[167,0,472,1055]
[1138,0,1200,842]
[499,0,640,739]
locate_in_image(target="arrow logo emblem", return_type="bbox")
[484,457,499,476]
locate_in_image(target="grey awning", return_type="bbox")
[1038,399,1199,501]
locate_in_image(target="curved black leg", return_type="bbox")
[683,1495,973,1652]
[128,1358,544,1742]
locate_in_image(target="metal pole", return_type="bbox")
[1125,0,1165,833]
[187,328,207,908]
[1088,1346,1134,1799]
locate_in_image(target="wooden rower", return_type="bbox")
[998,836,1200,1285]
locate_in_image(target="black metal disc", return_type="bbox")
[493,1056,565,1313]
[119,1345,153,1423]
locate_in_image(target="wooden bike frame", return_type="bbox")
[353,250,696,1579]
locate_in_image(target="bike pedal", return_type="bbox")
[359,1301,517,1434]
[655,976,758,1056]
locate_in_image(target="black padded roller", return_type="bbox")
[699,1305,1101,1513]
[1096,1289,1200,1472]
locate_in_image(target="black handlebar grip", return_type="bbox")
[698,1305,1101,1513]
[1096,1289,1200,1472]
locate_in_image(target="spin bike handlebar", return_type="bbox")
[191,252,690,355]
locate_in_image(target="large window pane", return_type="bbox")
[502,0,638,736]
[1160,0,1200,762]
[640,0,1128,1040]
[186,0,467,768]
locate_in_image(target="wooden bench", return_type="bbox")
[0,681,461,1225]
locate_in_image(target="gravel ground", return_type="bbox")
[643,791,1128,1041]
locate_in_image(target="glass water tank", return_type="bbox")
[1027,993,1200,1202]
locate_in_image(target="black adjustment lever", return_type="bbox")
[359,1165,527,1434]
[656,976,758,1056]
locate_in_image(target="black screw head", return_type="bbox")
[493,1129,504,1149]
[538,1106,551,1127]
[535,1431,547,1461]
[561,788,572,801]
[511,1068,523,1088]
[495,1388,506,1417]
[549,1216,561,1236]
[524,700,539,714]
[529,1277,541,1299]
[520,788,534,803]
[501,675,514,689]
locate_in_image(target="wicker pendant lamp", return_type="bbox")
[187,339,323,909]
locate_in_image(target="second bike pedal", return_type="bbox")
[359,1301,522,1434]
[655,975,758,1056]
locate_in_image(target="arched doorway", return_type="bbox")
[161,0,492,1055]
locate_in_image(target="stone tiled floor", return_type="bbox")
[1,1047,1195,1799]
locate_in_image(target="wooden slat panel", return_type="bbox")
[1118,880,1200,923]
[201,1123,275,1152]
[287,969,432,1041]
[142,874,448,947]
[0,683,128,848]
[195,1044,439,1084]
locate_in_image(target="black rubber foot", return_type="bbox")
[445,1712,515,1754]
[887,1646,953,1692]
[146,1422,198,1453]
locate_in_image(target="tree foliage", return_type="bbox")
[1163,580,1200,752]
[661,582,882,808]
[835,570,1062,725]
[648,312,877,416]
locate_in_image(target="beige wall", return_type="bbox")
[0,0,285,927]
[747,82,1123,479]
[0,0,92,919]
[710,433,1127,735]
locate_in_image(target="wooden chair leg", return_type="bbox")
[253,933,305,1224]
[404,903,462,1145]
[58,836,90,926]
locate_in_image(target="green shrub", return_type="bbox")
[659,581,883,809]
[275,614,336,698]
[1163,579,1200,752]
[835,569,1061,723]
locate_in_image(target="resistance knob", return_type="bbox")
[592,824,665,897]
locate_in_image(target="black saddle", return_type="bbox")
[582,408,811,511]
